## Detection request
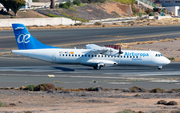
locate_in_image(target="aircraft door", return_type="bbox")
[52,53,56,61]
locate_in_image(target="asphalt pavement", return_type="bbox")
[0,57,180,89]
[0,25,180,89]
[1,25,180,49]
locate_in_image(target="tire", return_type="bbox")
[93,65,101,70]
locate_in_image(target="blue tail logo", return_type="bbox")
[12,23,59,50]
[17,34,30,44]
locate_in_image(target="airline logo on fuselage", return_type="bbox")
[124,52,149,57]
[17,34,30,44]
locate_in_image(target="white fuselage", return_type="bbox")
[12,48,170,67]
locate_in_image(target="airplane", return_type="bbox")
[11,23,170,70]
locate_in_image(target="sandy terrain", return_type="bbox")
[0,90,180,113]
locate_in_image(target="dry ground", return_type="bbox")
[0,90,180,113]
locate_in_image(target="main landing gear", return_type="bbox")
[93,64,104,70]
[93,66,101,70]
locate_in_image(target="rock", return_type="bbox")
[94,86,105,91]
[129,86,147,92]
[9,103,16,107]
[20,86,26,90]
[47,89,56,93]
[14,88,20,90]
[7,87,11,90]
[134,94,141,97]
[122,88,131,92]
[166,101,178,105]
[150,88,165,93]
[55,87,63,91]
[18,101,22,103]
[157,100,167,105]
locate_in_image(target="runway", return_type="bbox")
[0,57,180,89]
[1,25,180,49]
[0,25,180,89]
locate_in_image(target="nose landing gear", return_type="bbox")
[158,66,162,70]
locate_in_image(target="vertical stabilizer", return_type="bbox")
[12,23,59,50]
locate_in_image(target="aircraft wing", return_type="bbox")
[86,44,104,49]
[86,44,109,54]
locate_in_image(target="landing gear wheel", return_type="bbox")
[93,65,101,70]
[158,66,162,70]
[93,66,97,69]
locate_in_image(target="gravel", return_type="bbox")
[1,89,180,99]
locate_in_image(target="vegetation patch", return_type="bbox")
[34,83,55,91]
[94,22,102,25]
[25,84,36,91]
[113,0,135,4]
[0,101,5,107]
[168,57,175,61]
[46,14,60,17]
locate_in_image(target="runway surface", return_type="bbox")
[1,25,180,49]
[0,25,180,89]
[0,57,180,89]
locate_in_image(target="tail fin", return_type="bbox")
[12,23,59,50]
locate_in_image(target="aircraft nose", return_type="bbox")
[164,57,171,65]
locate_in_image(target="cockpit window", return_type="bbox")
[155,54,163,57]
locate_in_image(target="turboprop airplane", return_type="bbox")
[11,23,170,70]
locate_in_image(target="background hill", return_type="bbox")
[0,1,137,20]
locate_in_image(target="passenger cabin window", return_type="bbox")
[88,55,90,57]
[78,55,80,57]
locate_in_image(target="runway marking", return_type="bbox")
[0,36,14,39]
[48,75,55,77]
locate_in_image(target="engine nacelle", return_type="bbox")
[80,60,118,67]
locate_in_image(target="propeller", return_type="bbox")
[118,44,123,55]
[118,44,123,64]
